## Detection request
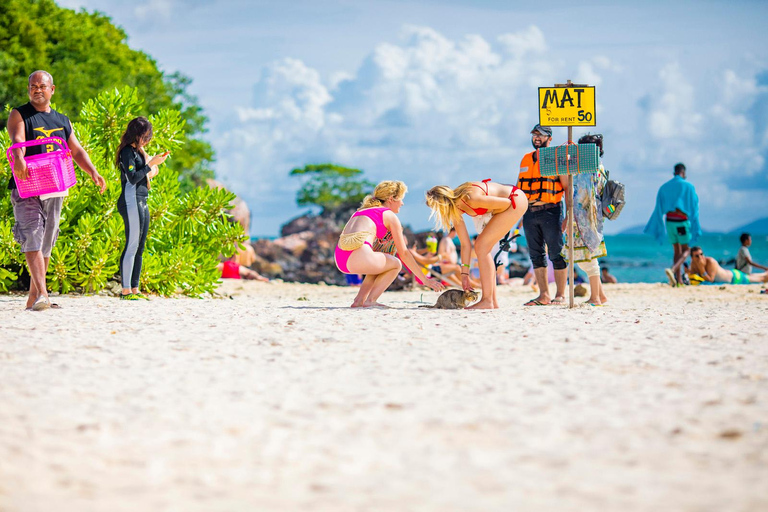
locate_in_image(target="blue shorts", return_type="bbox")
[666,220,691,245]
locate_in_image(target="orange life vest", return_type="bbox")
[517,151,564,204]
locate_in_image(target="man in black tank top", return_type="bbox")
[7,70,107,311]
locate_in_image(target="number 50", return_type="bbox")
[577,110,593,122]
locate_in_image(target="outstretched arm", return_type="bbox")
[384,211,444,292]
[454,216,474,290]
[745,255,768,271]
[68,124,106,194]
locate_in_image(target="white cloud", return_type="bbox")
[211,25,768,235]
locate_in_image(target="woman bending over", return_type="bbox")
[426,179,528,309]
[335,180,444,307]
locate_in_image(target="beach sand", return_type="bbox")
[1,281,766,511]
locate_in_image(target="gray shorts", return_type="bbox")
[10,188,63,257]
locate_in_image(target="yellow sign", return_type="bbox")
[538,86,596,126]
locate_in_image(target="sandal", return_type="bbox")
[523,299,549,306]
[120,293,141,301]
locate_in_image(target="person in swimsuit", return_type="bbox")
[687,247,768,284]
[425,179,528,309]
[335,180,443,307]
[115,117,170,300]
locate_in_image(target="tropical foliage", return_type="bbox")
[0,0,214,190]
[0,87,245,296]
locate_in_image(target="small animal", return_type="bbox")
[419,289,480,309]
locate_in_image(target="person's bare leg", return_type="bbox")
[599,280,607,304]
[346,251,401,307]
[553,268,567,303]
[531,267,551,303]
[672,243,683,284]
[747,272,768,284]
[467,250,496,309]
[585,275,602,305]
[352,274,376,307]
[25,251,49,309]
[364,267,402,306]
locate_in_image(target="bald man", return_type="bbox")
[8,70,106,311]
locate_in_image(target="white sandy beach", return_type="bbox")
[1,281,766,512]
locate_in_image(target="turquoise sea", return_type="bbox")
[516,234,768,284]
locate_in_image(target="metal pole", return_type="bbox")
[568,126,574,308]
[566,79,575,308]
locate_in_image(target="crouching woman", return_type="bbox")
[335,180,444,307]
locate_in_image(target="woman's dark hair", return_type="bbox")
[115,117,153,169]
[578,133,604,157]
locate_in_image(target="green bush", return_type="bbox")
[0,87,245,296]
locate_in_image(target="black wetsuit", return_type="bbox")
[117,146,151,289]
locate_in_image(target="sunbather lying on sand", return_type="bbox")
[688,246,768,284]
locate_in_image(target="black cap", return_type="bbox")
[531,124,552,137]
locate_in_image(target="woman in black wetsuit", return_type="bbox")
[115,117,169,300]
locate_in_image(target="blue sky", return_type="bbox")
[60,0,768,236]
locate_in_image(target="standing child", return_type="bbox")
[115,117,170,300]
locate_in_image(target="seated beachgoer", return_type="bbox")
[335,180,443,307]
[218,257,269,281]
[601,265,618,284]
[736,233,767,274]
[688,246,768,284]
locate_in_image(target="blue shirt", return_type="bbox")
[644,175,701,245]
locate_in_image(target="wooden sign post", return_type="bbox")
[537,80,596,308]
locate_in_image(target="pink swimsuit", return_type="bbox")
[335,207,389,274]
[334,207,423,284]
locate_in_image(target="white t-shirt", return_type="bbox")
[736,246,751,274]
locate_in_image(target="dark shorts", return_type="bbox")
[522,203,566,270]
[10,189,63,257]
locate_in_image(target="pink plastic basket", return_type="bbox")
[6,136,77,198]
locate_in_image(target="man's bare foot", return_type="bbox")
[467,299,495,310]
[524,296,550,306]
[550,296,566,305]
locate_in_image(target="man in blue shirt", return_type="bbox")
[644,163,701,285]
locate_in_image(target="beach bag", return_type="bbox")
[6,137,76,198]
[600,170,625,221]
[372,231,396,255]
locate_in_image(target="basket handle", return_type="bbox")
[6,136,70,167]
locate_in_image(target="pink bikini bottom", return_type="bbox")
[335,241,372,274]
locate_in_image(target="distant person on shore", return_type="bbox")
[601,265,618,284]
[687,247,768,284]
[517,124,569,306]
[8,70,107,311]
[736,233,767,274]
[566,133,609,305]
[425,179,528,309]
[116,117,170,300]
[645,162,701,286]
[334,180,443,307]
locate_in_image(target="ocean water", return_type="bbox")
[515,234,768,284]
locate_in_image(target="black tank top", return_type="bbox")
[8,102,72,190]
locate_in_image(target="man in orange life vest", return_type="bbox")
[517,124,570,306]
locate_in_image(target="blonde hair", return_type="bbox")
[359,180,408,209]
[425,182,475,232]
